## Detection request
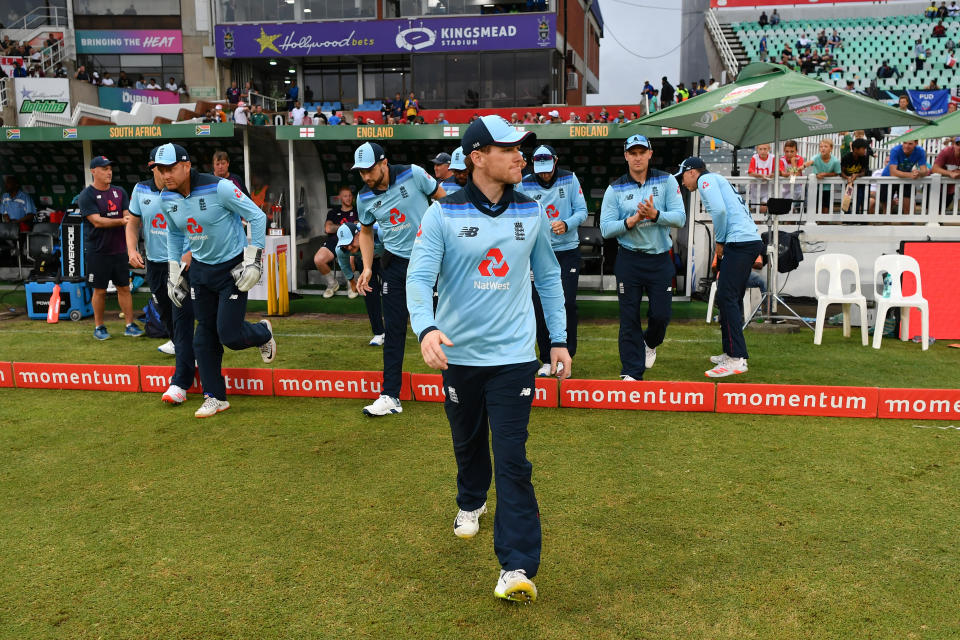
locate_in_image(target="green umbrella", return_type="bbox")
[632,62,931,325]
[888,108,960,145]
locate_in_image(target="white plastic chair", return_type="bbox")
[872,254,929,350]
[813,253,868,346]
[706,278,756,325]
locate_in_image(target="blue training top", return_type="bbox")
[129,178,188,263]
[336,224,384,280]
[599,169,686,253]
[162,170,266,265]
[407,181,567,367]
[696,172,761,244]
[357,164,439,259]
[515,169,588,251]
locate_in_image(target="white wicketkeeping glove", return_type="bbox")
[231,245,262,292]
[167,260,188,308]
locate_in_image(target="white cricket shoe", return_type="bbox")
[709,354,727,365]
[620,374,638,382]
[494,569,538,603]
[195,396,230,418]
[259,319,276,363]
[363,395,402,416]
[347,287,359,299]
[454,503,487,539]
[368,333,385,346]
[536,363,551,377]
[157,340,176,355]
[322,282,340,298]
[645,343,657,369]
[161,384,187,405]
[705,357,748,378]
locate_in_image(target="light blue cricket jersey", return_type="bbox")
[516,169,588,251]
[696,172,761,244]
[162,170,266,265]
[441,176,462,195]
[336,225,384,280]
[599,169,686,253]
[407,182,566,367]
[357,164,439,259]
[129,179,188,263]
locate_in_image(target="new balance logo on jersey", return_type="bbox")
[477,248,509,277]
[171,205,178,212]
[144,199,151,205]
[533,194,542,200]
[514,222,525,241]
[372,200,382,210]
[389,208,406,224]
[399,186,409,199]
[458,226,478,238]
[545,204,559,219]
[520,388,532,397]
[186,218,203,233]
[625,194,634,201]
[199,198,207,211]
[151,213,166,229]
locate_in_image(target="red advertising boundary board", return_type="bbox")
[12,362,140,392]
[560,380,715,411]
[410,373,558,407]
[716,383,878,418]
[0,361,12,388]
[140,366,203,394]
[273,369,411,400]
[878,388,960,421]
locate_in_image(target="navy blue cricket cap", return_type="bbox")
[674,156,707,176]
[352,141,386,170]
[624,134,651,151]
[430,152,452,165]
[147,145,160,168]
[89,155,113,169]
[461,115,534,152]
[153,143,189,166]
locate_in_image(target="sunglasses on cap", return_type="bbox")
[532,154,555,163]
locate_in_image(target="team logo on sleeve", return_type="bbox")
[234,188,243,199]
[477,248,509,277]
[151,213,166,229]
[186,218,203,234]
[389,208,406,224]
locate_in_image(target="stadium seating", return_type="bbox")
[731,14,960,92]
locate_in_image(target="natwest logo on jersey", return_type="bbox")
[186,217,203,233]
[545,204,559,218]
[389,208,406,224]
[152,213,166,229]
[477,248,509,276]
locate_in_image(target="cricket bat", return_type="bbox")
[841,183,854,213]
[47,282,61,324]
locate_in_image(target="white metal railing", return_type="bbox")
[26,102,115,127]
[247,90,282,112]
[0,77,8,109]
[697,174,960,227]
[40,39,64,76]
[6,5,68,30]
[707,10,739,79]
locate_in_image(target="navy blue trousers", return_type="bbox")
[614,249,674,380]
[146,260,196,390]
[362,257,384,336]
[716,240,764,359]
[532,247,579,362]
[380,253,409,398]
[442,361,541,577]
[189,253,271,401]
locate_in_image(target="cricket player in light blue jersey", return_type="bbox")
[600,134,686,381]
[440,147,468,195]
[353,141,446,417]
[335,222,385,345]
[126,146,197,405]
[516,144,588,375]
[408,115,570,604]
[155,143,276,419]
[676,156,763,378]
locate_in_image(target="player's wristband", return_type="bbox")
[550,342,567,349]
[418,326,439,343]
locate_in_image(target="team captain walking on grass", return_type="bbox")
[407,115,571,603]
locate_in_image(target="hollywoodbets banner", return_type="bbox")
[907,90,950,117]
[215,14,555,58]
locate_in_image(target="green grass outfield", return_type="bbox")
[1,296,958,639]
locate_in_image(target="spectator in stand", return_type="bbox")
[876,60,901,80]
[779,140,806,201]
[43,32,58,49]
[758,34,768,60]
[116,71,130,88]
[250,104,268,126]
[101,71,115,86]
[53,62,67,78]
[146,78,160,89]
[829,30,843,51]
[598,108,609,122]
[929,78,942,89]
[933,20,947,38]
[510,112,521,124]
[938,1,949,18]
[379,99,391,123]
[915,38,927,70]
[660,76,674,107]
[880,139,929,214]
[212,150,248,195]
[951,1,959,16]
[546,109,561,123]
[226,81,240,104]
[945,49,957,70]
[285,80,298,111]
[328,111,342,126]
[889,94,915,138]
[404,91,420,123]
[676,83,689,102]
[643,80,655,98]
[523,112,535,123]
[747,142,775,209]
[28,46,40,64]
[932,135,960,207]
[841,138,870,214]
[758,10,768,27]
[241,81,254,102]
[390,92,403,120]
[430,152,452,182]
[74,65,90,81]
[949,101,958,113]
[135,74,145,89]
[926,2,938,18]
[27,64,43,78]
[805,139,841,212]
[797,33,812,50]
[313,185,358,298]
[165,77,178,92]
[233,101,248,125]
[1,175,36,231]
[648,89,659,112]
[92,71,102,85]
[566,112,579,123]
[12,60,26,77]
[769,9,780,25]
[289,101,306,125]
[435,112,449,124]
[817,30,828,52]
